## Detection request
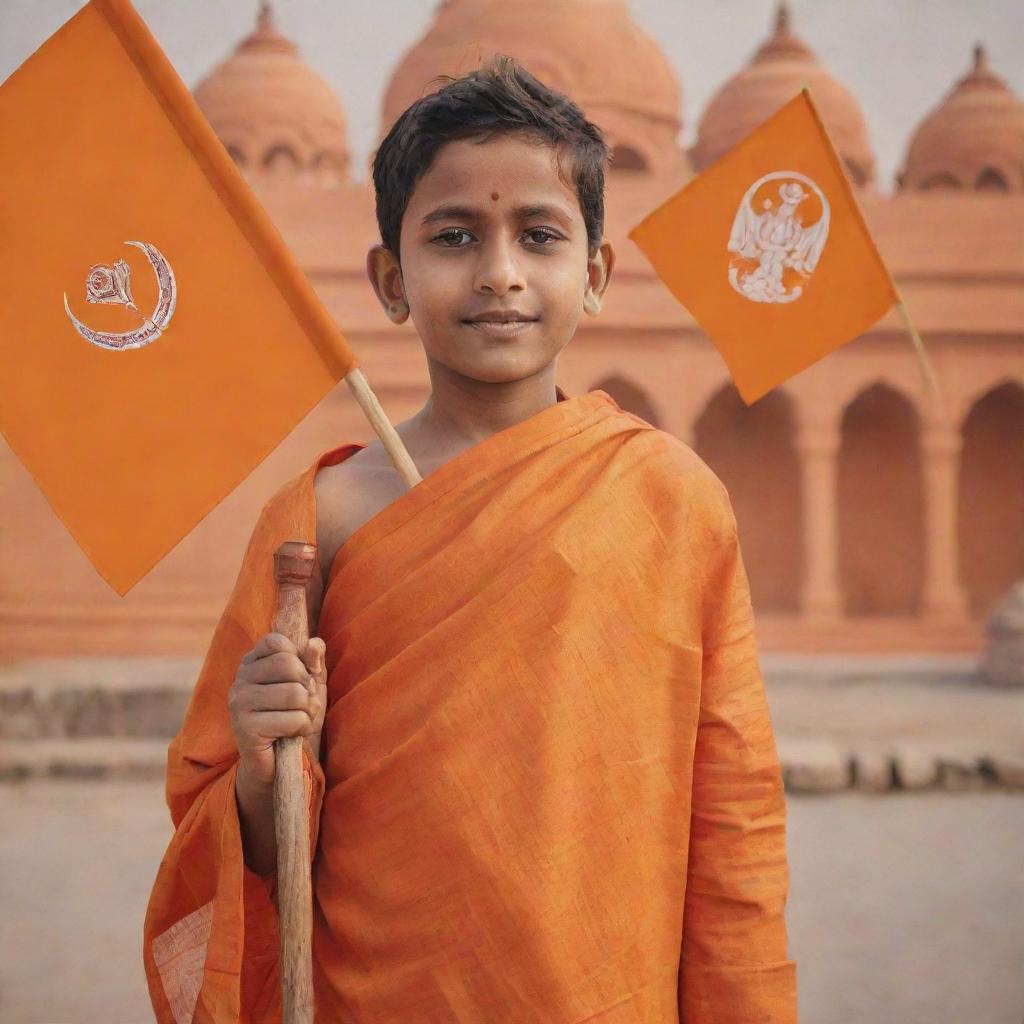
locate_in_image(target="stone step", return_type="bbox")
[0,657,195,740]
[2,733,1022,792]
[760,652,980,686]
[0,738,169,782]
[776,735,1024,793]
[2,656,1023,791]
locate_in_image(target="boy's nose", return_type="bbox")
[473,240,527,295]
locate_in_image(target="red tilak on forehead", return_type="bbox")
[491,192,499,200]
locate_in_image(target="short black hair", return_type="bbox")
[371,53,611,265]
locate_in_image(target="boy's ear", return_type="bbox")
[366,244,409,323]
[583,240,615,317]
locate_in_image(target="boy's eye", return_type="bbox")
[524,228,560,245]
[431,228,561,248]
[433,228,472,247]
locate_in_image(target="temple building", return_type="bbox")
[2,1,1021,656]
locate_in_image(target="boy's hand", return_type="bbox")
[228,632,328,788]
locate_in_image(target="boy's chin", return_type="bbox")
[433,351,559,386]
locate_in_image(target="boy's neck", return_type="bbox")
[410,366,561,451]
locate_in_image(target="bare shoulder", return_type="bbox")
[313,441,409,583]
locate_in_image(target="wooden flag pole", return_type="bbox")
[893,293,941,404]
[799,82,940,407]
[271,541,319,1024]
[344,366,423,488]
[270,368,421,1023]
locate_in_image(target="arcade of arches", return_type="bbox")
[593,374,1024,651]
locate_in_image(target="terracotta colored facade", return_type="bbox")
[2,1,1022,656]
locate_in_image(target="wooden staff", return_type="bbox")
[270,367,422,1022]
[271,540,318,1024]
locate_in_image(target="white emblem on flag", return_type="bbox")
[63,240,177,350]
[727,171,830,304]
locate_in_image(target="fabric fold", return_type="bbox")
[679,488,798,1021]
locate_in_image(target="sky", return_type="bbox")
[3,0,1023,196]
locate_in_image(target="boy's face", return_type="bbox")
[368,133,614,388]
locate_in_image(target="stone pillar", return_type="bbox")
[795,418,842,622]
[920,422,969,620]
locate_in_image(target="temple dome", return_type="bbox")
[194,2,350,186]
[898,45,1024,192]
[690,3,876,190]
[378,0,684,179]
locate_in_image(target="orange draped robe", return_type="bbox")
[144,388,798,1023]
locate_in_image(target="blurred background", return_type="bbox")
[1,1,1022,1021]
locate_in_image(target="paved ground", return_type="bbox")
[1,779,1021,1024]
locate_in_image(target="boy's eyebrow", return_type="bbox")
[420,203,574,227]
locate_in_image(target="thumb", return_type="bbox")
[304,637,327,679]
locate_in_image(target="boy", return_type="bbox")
[145,55,797,1023]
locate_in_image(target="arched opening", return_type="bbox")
[590,375,661,428]
[837,384,924,614]
[694,385,802,612]
[312,151,344,187]
[958,383,1024,616]
[263,144,300,176]
[610,145,648,172]
[976,167,1009,191]
[920,172,962,190]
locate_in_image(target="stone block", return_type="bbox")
[889,744,938,789]
[985,753,1024,789]
[983,581,1024,687]
[777,736,849,793]
[935,755,990,791]
[852,749,896,792]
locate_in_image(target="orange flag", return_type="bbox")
[628,88,898,405]
[0,0,358,595]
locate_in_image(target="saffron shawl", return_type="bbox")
[144,388,797,1023]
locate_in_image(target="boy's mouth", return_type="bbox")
[462,309,538,323]
[462,318,538,338]
[461,309,539,338]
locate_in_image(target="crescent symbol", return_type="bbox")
[63,240,177,351]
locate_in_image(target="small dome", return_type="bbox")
[690,3,876,190]
[378,0,685,180]
[194,3,350,187]
[898,45,1024,192]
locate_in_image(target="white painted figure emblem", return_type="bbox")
[63,240,176,350]
[727,172,830,304]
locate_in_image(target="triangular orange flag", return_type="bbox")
[628,89,899,405]
[0,0,359,595]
